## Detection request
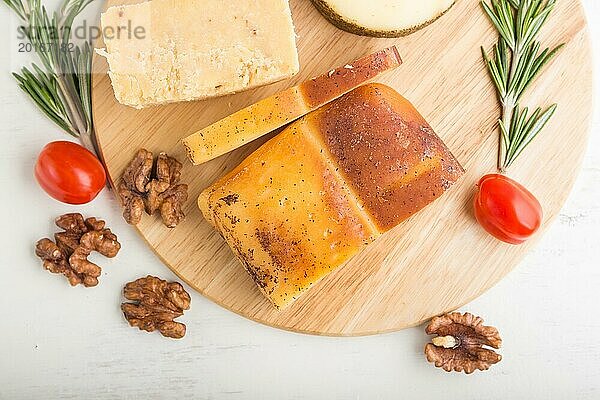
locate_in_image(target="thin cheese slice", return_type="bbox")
[97,0,299,109]
[182,47,402,165]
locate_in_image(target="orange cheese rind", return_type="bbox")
[183,47,403,165]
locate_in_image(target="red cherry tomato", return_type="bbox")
[35,141,106,205]
[474,174,543,245]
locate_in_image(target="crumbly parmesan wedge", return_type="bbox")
[199,84,464,309]
[182,47,402,165]
[97,0,299,109]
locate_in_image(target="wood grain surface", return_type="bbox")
[91,0,592,336]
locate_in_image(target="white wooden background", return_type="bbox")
[0,1,598,399]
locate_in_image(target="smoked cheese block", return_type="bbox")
[199,83,464,309]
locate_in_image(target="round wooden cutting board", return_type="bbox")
[92,0,593,336]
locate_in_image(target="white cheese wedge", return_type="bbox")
[311,0,455,37]
[97,0,300,109]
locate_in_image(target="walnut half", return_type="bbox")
[35,213,121,287]
[121,276,191,339]
[119,149,188,228]
[424,312,502,374]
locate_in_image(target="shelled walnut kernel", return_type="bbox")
[121,275,191,339]
[425,312,502,374]
[35,213,121,287]
[118,149,188,228]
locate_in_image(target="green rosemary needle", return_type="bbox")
[481,0,563,172]
[2,0,98,154]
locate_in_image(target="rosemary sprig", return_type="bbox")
[2,0,98,154]
[481,0,563,172]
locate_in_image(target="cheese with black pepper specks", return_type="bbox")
[199,84,464,309]
[183,47,402,165]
